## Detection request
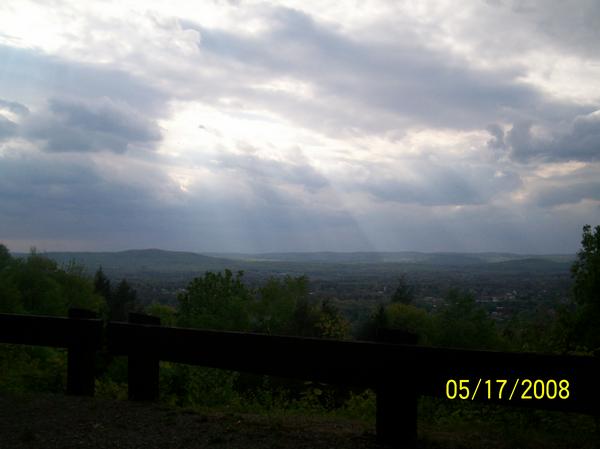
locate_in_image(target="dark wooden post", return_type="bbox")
[375,328,418,448]
[67,308,100,396]
[128,312,161,401]
[594,350,600,438]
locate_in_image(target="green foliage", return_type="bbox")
[0,245,103,396]
[571,224,600,307]
[11,254,65,315]
[0,270,23,314]
[93,267,139,321]
[93,266,111,298]
[0,345,66,393]
[145,303,177,326]
[360,288,500,349]
[160,363,240,408]
[568,224,600,351]
[501,307,566,353]
[95,378,128,401]
[434,289,499,349]
[0,246,102,316]
[391,275,414,304]
[110,279,138,321]
[357,304,388,341]
[340,389,376,422]
[177,271,350,339]
[386,303,435,344]
[284,296,351,339]
[177,270,251,331]
[54,261,104,312]
[315,299,350,339]
[0,244,10,266]
[253,276,307,334]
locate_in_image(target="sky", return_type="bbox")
[1,0,599,254]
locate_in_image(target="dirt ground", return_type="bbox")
[0,392,380,449]
[1,392,598,449]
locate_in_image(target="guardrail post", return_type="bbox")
[594,350,600,437]
[128,312,161,401]
[376,328,418,448]
[67,308,100,396]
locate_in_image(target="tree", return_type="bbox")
[1,250,101,316]
[94,267,112,303]
[572,225,600,307]
[0,244,22,313]
[145,303,177,326]
[386,303,435,344]
[253,275,307,335]
[569,224,600,351]
[434,289,499,350]
[93,267,138,321]
[391,275,414,305]
[357,304,389,341]
[315,299,351,339]
[0,247,103,394]
[0,244,11,270]
[110,279,138,322]
[177,270,252,331]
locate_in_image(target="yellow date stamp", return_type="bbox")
[445,379,570,400]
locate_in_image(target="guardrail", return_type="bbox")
[0,308,102,396]
[1,309,599,448]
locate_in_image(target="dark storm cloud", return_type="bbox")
[212,150,328,193]
[0,98,29,116]
[0,45,167,113]
[0,151,179,241]
[180,7,573,133]
[508,111,600,162]
[0,45,167,153]
[534,181,600,208]
[0,148,366,252]
[361,161,522,206]
[486,123,506,151]
[0,115,18,140]
[2,2,599,253]
[23,97,162,153]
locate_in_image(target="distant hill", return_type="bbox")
[17,249,576,278]
[204,251,575,266]
[484,257,573,274]
[35,249,238,276]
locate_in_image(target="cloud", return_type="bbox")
[508,110,600,162]
[0,45,170,154]
[178,6,564,134]
[211,149,328,193]
[486,124,506,151]
[0,148,183,244]
[23,97,162,153]
[0,144,369,253]
[0,98,29,116]
[534,181,600,208]
[1,1,600,253]
[0,115,18,140]
[0,45,167,112]
[507,0,600,59]
[359,159,522,206]
[430,0,600,63]
[521,164,600,207]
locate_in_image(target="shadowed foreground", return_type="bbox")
[0,393,597,449]
[0,392,378,449]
